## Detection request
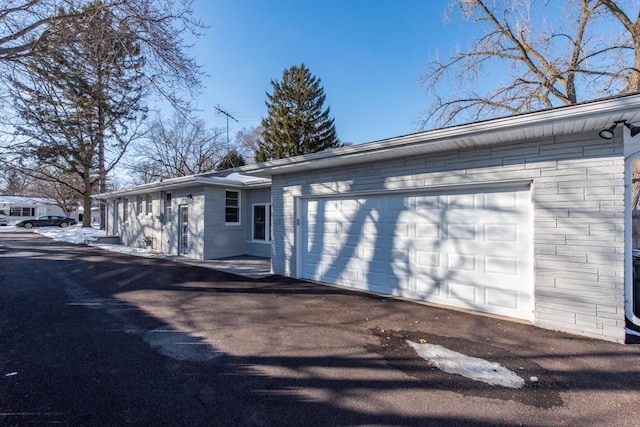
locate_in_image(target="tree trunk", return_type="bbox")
[82,167,92,228]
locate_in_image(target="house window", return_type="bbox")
[136,195,143,215]
[253,203,271,241]
[145,194,152,216]
[165,192,172,220]
[123,198,129,223]
[225,190,240,224]
[10,207,34,216]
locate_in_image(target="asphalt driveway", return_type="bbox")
[1,229,639,426]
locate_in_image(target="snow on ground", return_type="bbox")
[407,340,526,388]
[35,225,165,258]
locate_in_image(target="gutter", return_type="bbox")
[93,174,270,199]
[240,92,640,177]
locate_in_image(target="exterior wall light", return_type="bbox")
[598,120,640,139]
[628,123,640,137]
[599,124,617,139]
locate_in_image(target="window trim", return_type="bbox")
[122,198,129,223]
[252,203,271,242]
[164,192,172,223]
[136,195,143,215]
[145,194,153,216]
[10,207,35,217]
[225,190,241,225]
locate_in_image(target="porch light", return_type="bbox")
[598,120,640,139]
[628,123,640,137]
[598,124,617,140]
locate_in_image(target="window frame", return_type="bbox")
[225,190,241,225]
[122,198,129,223]
[10,207,35,217]
[164,192,172,222]
[136,195,143,215]
[145,194,153,216]
[252,203,272,242]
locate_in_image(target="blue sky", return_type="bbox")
[187,0,465,145]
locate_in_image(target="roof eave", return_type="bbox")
[240,93,640,177]
[94,175,271,199]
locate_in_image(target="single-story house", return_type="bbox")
[0,195,68,223]
[98,93,640,343]
[100,172,272,259]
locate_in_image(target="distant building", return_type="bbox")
[0,195,67,223]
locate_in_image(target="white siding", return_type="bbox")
[272,132,626,342]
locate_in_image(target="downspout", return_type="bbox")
[623,127,640,328]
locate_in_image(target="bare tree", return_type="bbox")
[128,113,226,184]
[0,163,35,195]
[235,125,263,163]
[32,172,83,216]
[421,0,639,128]
[0,0,202,105]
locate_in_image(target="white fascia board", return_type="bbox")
[240,93,640,177]
[93,175,271,199]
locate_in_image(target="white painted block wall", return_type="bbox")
[271,132,626,342]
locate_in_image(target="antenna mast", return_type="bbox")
[214,105,239,151]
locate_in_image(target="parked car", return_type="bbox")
[0,213,8,226]
[15,215,77,229]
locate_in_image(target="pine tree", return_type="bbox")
[257,63,339,162]
[216,150,246,171]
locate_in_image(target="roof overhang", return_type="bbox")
[240,93,640,177]
[94,173,271,199]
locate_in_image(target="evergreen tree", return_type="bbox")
[257,63,339,162]
[216,150,246,171]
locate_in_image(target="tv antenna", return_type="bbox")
[214,105,239,150]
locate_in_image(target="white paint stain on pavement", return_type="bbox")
[407,340,525,389]
[143,328,224,362]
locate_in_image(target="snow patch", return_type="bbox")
[36,226,164,258]
[407,340,525,389]
[143,328,223,362]
[38,225,104,244]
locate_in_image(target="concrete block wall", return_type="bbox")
[244,187,272,258]
[202,187,246,259]
[271,132,627,342]
[109,190,204,258]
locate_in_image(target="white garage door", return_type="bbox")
[300,186,533,321]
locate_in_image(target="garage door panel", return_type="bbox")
[300,187,533,321]
[484,190,520,209]
[446,224,477,240]
[416,251,441,268]
[447,253,478,273]
[445,193,477,209]
[484,224,518,242]
[485,255,519,275]
[485,288,520,310]
[415,223,441,238]
[448,281,478,304]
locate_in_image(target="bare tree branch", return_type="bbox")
[126,113,226,184]
[421,0,637,128]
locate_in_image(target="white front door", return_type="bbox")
[300,186,534,321]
